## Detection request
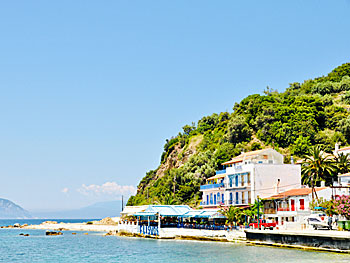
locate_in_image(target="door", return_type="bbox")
[300,199,304,210]
[291,199,295,211]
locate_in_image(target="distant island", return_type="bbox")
[0,198,32,219]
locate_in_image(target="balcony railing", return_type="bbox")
[277,207,290,212]
[216,169,226,175]
[200,182,224,190]
[264,208,277,214]
[200,201,224,206]
[225,183,251,189]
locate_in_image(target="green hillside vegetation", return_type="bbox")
[127,63,350,207]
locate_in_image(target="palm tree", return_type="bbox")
[301,145,336,200]
[334,152,350,176]
[220,206,244,227]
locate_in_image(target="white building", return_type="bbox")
[200,148,301,208]
[263,187,332,225]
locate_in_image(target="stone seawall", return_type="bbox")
[245,230,350,252]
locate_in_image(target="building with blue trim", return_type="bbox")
[200,148,301,208]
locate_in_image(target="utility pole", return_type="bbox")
[257,195,260,229]
[121,195,124,212]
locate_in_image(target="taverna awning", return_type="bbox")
[132,205,192,217]
[181,210,225,219]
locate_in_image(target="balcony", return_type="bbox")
[200,182,224,190]
[200,201,224,206]
[264,208,277,214]
[277,207,290,212]
[216,169,226,175]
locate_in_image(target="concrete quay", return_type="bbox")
[245,229,350,253]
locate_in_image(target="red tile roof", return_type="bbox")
[266,187,327,199]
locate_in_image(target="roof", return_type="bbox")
[266,187,327,199]
[136,205,192,217]
[181,209,225,219]
[121,205,148,215]
[222,148,273,165]
[338,172,350,177]
[338,146,350,152]
[207,173,225,181]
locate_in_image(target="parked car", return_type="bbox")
[306,212,331,230]
[249,219,277,230]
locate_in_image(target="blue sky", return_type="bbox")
[0,0,349,211]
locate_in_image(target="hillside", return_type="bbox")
[0,198,32,219]
[127,63,350,207]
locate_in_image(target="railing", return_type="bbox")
[200,182,224,190]
[264,208,277,214]
[277,207,290,211]
[200,201,224,206]
[225,183,251,189]
[177,223,226,231]
[216,169,226,175]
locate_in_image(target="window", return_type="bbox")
[217,192,220,201]
[206,195,209,205]
[214,194,216,205]
[236,192,239,204]
[230,193,233,204]
[268,160,273,164]
[229,177,233,187]
[235,175,238,187]
[210,193,213,205]
[222,194,224,203]
[300,199,304,210]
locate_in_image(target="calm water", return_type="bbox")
[0,219,99,227]
[0,220,349,262]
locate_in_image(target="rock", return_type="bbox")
[22,224,28,227]
[72,233,77,235]
[19,233,24,236]
[46,231,63,236]
[84,233,89,235]
[24,234,29,236]
[13,223,20,228]
[104,231,116,236]
[42,221,57,225]
[96,217,117,225]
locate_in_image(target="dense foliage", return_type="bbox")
[127,63,350,207]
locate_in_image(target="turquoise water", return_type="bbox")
[0,219,99,227]
[0,220,349,262]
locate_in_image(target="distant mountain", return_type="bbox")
[32,201,122,219]
[0,198,32,219]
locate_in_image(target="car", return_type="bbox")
[249,219,277,230]
[306,213,331,230]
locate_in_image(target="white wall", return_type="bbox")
[253,164,301,202]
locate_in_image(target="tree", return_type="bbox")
[220,206,244,226]
[334,152,350,175]
[310,198,337,216]
[225,115,252,144]
[301,146,336,199]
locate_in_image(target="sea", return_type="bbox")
[0,219,349,263]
